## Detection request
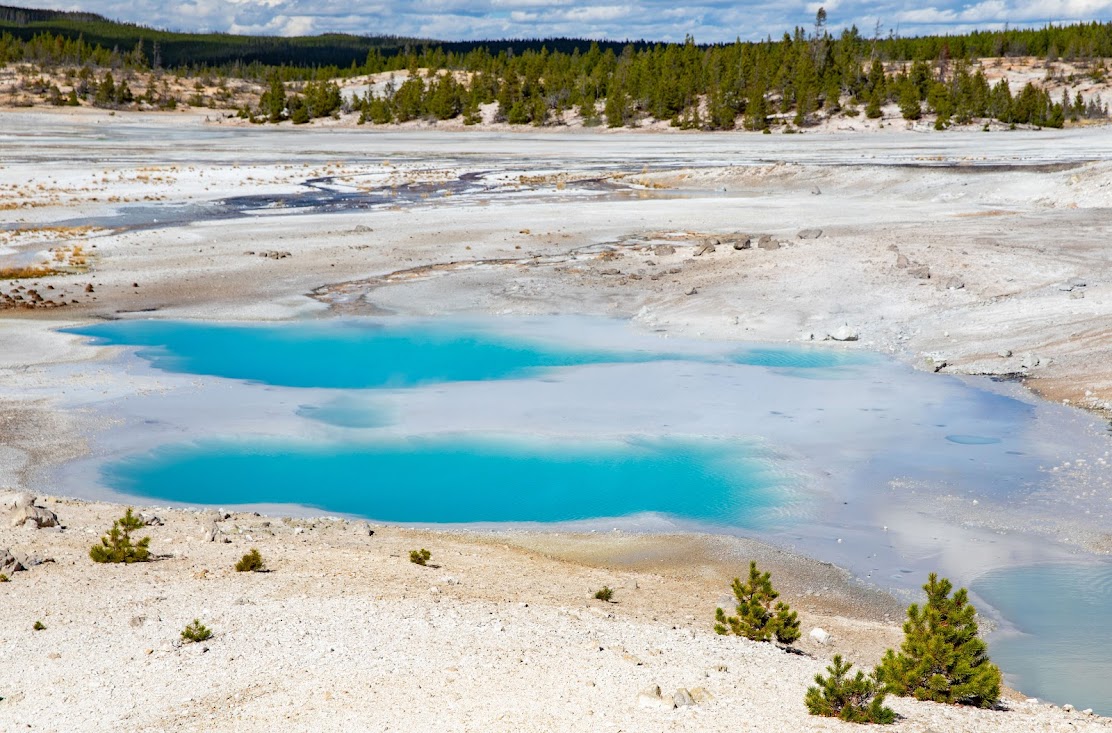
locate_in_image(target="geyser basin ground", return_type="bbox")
[58,315,1112,713]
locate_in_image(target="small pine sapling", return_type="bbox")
[33,620,45,631]
[89,507,151,563]
[181,619,213,643]
[409,548,431,566]
[714,561,800,644]
[806,654,895,724]
[877,573,1001,708]
[594,586,614,602]
[235,548,266,572]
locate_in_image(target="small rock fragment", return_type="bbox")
[797,228,823,240]
[809,627,832,645]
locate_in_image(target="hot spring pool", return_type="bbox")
[61,315,1112,713]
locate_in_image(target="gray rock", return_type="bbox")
[673,688,696,707]
[756,234,775,249]
[1071,290,1085,299]
[829,325,859,342]
[693,244,715,256]
[0,547,25,575]
[907,265,931,279]
[896,253,910,268]
[685,287,698,296]
[9,503,59,529]
[1069,277,1088,288]
[729,235,752,250]
[797,228,823,240]
[998,349,1013,358]
[943,276,965,290]
[1058,283,1075,292]
[757,238,781,251]
[808,627,832,645]
[352,224,373,233]
[203,523,218,542]
[599,268,621,276]
[1020,353,1040,370]
[810,186,822,195]
[653,245,676,256]
[139,512,164,526]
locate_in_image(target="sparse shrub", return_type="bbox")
[0,574,8,583]
[714,561,800,644]
[806,654,895,724]
[33,620,45,631]
[594,586,614,602]
[181,618,213,643]
[89,507,151,563]
[409,548,431,566]
[877,573,1001,708]
[235,548,266,572]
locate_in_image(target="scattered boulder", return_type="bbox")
[139,512,164,526]
[673,688,696,708]
[685,287,698,296]
[9,503,59,529]
[797,228,823,240]
[925,356,947,373]
[352,225,373,233]
[757,238,781,251]
[0,547,25,575]
[809,627,832,646]
[895,253,910,269]
[727,235,752,250]
[1020,353,1041,370]
[690,687,715,704]
[907,265,931,280]
[203,523,219,542]
[653,245,676,257]
[942,276,965,290]
[693,244,715,256]
[829,325,859,342]
[637,685,675,710]
[998,349,1013,358]
[811,186,822,195]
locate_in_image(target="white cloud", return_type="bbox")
[14,0,1112,41]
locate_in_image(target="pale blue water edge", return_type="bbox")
[102,436,787,528]
[975,563,1112,716]
[64,320,867,389]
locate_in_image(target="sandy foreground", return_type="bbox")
[2,108,1112,730]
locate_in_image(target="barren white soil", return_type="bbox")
[1,108,1112,731]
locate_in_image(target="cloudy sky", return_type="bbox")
[20,0,1112,42]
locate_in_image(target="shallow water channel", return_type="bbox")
[58,315,1112,714]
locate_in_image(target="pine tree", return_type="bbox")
[898,77,922,120]
[806,655,896,724]
[877,573,1001,708]
[714,561,800,644]
[89,508,151,563]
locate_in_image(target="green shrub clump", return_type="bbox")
[235,548,266,572]
[89,507,151,564]
[409,548,431,566]
[33,620,45,631]
[877,573,1001,708]
[714,561,800,644]
[181,619,213,643]
[806,654,895,724]
[594,586,614,602]
[0,573,9,583]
